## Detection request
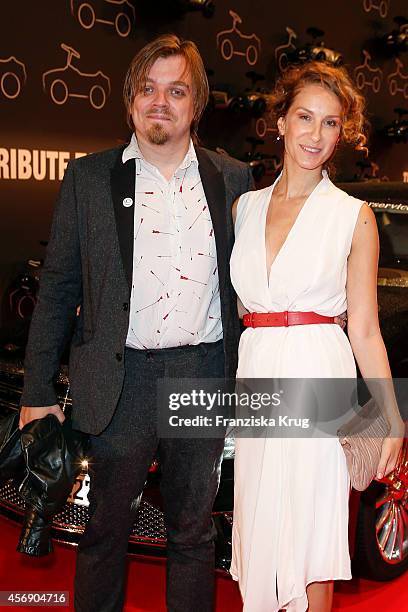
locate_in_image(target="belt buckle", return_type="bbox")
[283,311,289,327]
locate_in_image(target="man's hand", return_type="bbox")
[19,405,65,430]
[334,311,347,330]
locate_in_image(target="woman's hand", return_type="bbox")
[334,311,347,330]
[376,426,405,480]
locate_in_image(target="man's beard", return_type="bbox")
[146,122,170,145]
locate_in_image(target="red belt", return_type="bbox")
[243,311,336,328]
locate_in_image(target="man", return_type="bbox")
[20,34,253,612]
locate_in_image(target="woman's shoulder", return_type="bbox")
[234,184,271,221]
[325,178,365,213]
[239,184,272,206]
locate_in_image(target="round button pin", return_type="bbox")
[123,197,133,207]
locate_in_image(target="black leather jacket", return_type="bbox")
[0,408,87,556]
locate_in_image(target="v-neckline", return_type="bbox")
[263,172,327,288]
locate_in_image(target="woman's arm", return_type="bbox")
[232,196,239,225]
[346,203,404,478]
[237,296,249,319]
[232,196,248,319]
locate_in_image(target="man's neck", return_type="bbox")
[135,133,192,181]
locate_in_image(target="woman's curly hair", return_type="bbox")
[269,61,369,155]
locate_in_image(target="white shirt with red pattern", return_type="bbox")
[124,134,222,349]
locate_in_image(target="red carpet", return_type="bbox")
[0,516,407,611]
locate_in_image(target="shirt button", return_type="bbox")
[122,303,129,311]
[115,353,122,362]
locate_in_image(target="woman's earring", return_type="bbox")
[276,133,283,142]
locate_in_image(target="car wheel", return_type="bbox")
[16,294,36,319]
[246,45,258,66]
[115,13,131,37]
[352,452,408,580]
[89,85,106,110]
[373,76,381,93]
[389,79,398,96]
[256,117,267,138]
[278,52,289,73]
[0,72,21,99]
[220,38,234,61]
[228,98,241,114]
[379,0,388,18]
[203,0,215,18]
[78,3,96,29]
[356,72,365,91]
[50,79,69,105]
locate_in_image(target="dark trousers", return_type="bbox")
[74,341,225,612]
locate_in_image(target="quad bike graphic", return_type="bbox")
[216,10,261,66]
[42,43,111,110]
[274,26,297,73]
[0,56,26,99]
[354,50,383,93]
[255,94,278,140]
[362,0,389,19]
[70,0,135,38]
[388,58,408,99]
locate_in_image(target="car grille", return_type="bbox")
[0,360,232,561]
[0,480,167,546]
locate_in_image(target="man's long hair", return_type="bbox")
[123,34,209,143]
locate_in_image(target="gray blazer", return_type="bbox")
[21,145,253,435]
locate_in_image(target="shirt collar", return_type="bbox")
[122,133,198,171]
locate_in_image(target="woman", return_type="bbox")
[229,62,404,612]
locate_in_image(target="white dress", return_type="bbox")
[229,172,363,611]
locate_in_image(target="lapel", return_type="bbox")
[110,147,135,293]
[196,147,228,294]
[110,145,229,298]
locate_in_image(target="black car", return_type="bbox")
[0,182,407,580]
[385,108,408,144]
[383,17,408,55]
[286,28,343,68]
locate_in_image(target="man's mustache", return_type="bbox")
[145,107,175,120]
